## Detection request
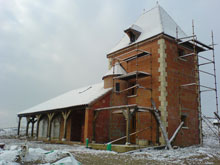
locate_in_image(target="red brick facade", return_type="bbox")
[95,35,201,146]
[36,35,200,147]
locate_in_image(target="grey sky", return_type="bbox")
[0,0,219,128]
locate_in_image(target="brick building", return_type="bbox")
[18,5,212,147]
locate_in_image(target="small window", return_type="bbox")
[128,82,136,97]
[131,83,136,95]
[131,115,136,129]
[129,31,135,43]
[115,83,120,92]
[181,115,187,127]
[178,49,185,57]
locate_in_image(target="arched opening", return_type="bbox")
[38,115,48,138]
[51,115,61,140]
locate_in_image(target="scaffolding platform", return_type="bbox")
[114,71,151,80]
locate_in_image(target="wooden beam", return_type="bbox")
[151,99,172,150]
[47,113,55,140]
[169,122,184,144]
[118,84,138,93]
[25,117,31,137]
[126,108,131,145]
[95,104,137,111]
[62,110,71,141]
[31,117,35,137]
[107,127,150,144]
[214,112,220,121]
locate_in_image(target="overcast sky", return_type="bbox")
[0,0,220,128]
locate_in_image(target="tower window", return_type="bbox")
[124,25,142,44]
[129,31,136,43]
[115,83,120,92]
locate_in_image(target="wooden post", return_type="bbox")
[17,116,22,136]
[31,117,36,137]
[126,108,131,145]
[122,108,131,145]
[61,110,71,141]
[169,122,184,144]
[47,113,55,141]
[92,111,99,142]
[25,117,30,137]
[36,114,41,139]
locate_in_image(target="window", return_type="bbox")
[129,31,136,43]
[181,115,188,127]
[115,83,120,92]
[131,83,136,95]
[178,48,185,57]
[131,115,136,129]
[127,82,136,97]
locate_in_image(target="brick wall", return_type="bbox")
[106,38,161,145]
[104,35,200,146]
[84,92,111,143]
[165,38,200,146]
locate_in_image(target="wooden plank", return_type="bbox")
[118,84,138,93]
[169,122,184,144]
[214,112,220,121]
[95,104,137,111]
[107,127,150,145]
[126,108,131,145]
[17,117,21,136]
[151,99,172,150]
[26,117,31,137]
[180,83,196,87]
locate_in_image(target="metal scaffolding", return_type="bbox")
[176,21,219,144]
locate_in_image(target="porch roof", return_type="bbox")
[18,82,112,116]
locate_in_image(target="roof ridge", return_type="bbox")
[158,5,187,37]
[142,4,159,16]
[157,5,164,33]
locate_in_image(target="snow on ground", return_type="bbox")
[0,121,220,164]
[0,127,25,138]
[0,142,81,164]
[129,120,220,164]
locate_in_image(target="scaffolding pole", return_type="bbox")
[211,31,219,115]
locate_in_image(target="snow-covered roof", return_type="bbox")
[109,5,186,54]
[102,62,127,79]
[18,82,112,115]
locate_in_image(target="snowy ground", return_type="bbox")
[0,122,220,165]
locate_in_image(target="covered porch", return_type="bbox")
[17,105,88,143]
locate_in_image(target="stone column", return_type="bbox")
[17,116,22,136]
[61,110,71,141]
[47,113,54,141]
[31,117,36,137]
